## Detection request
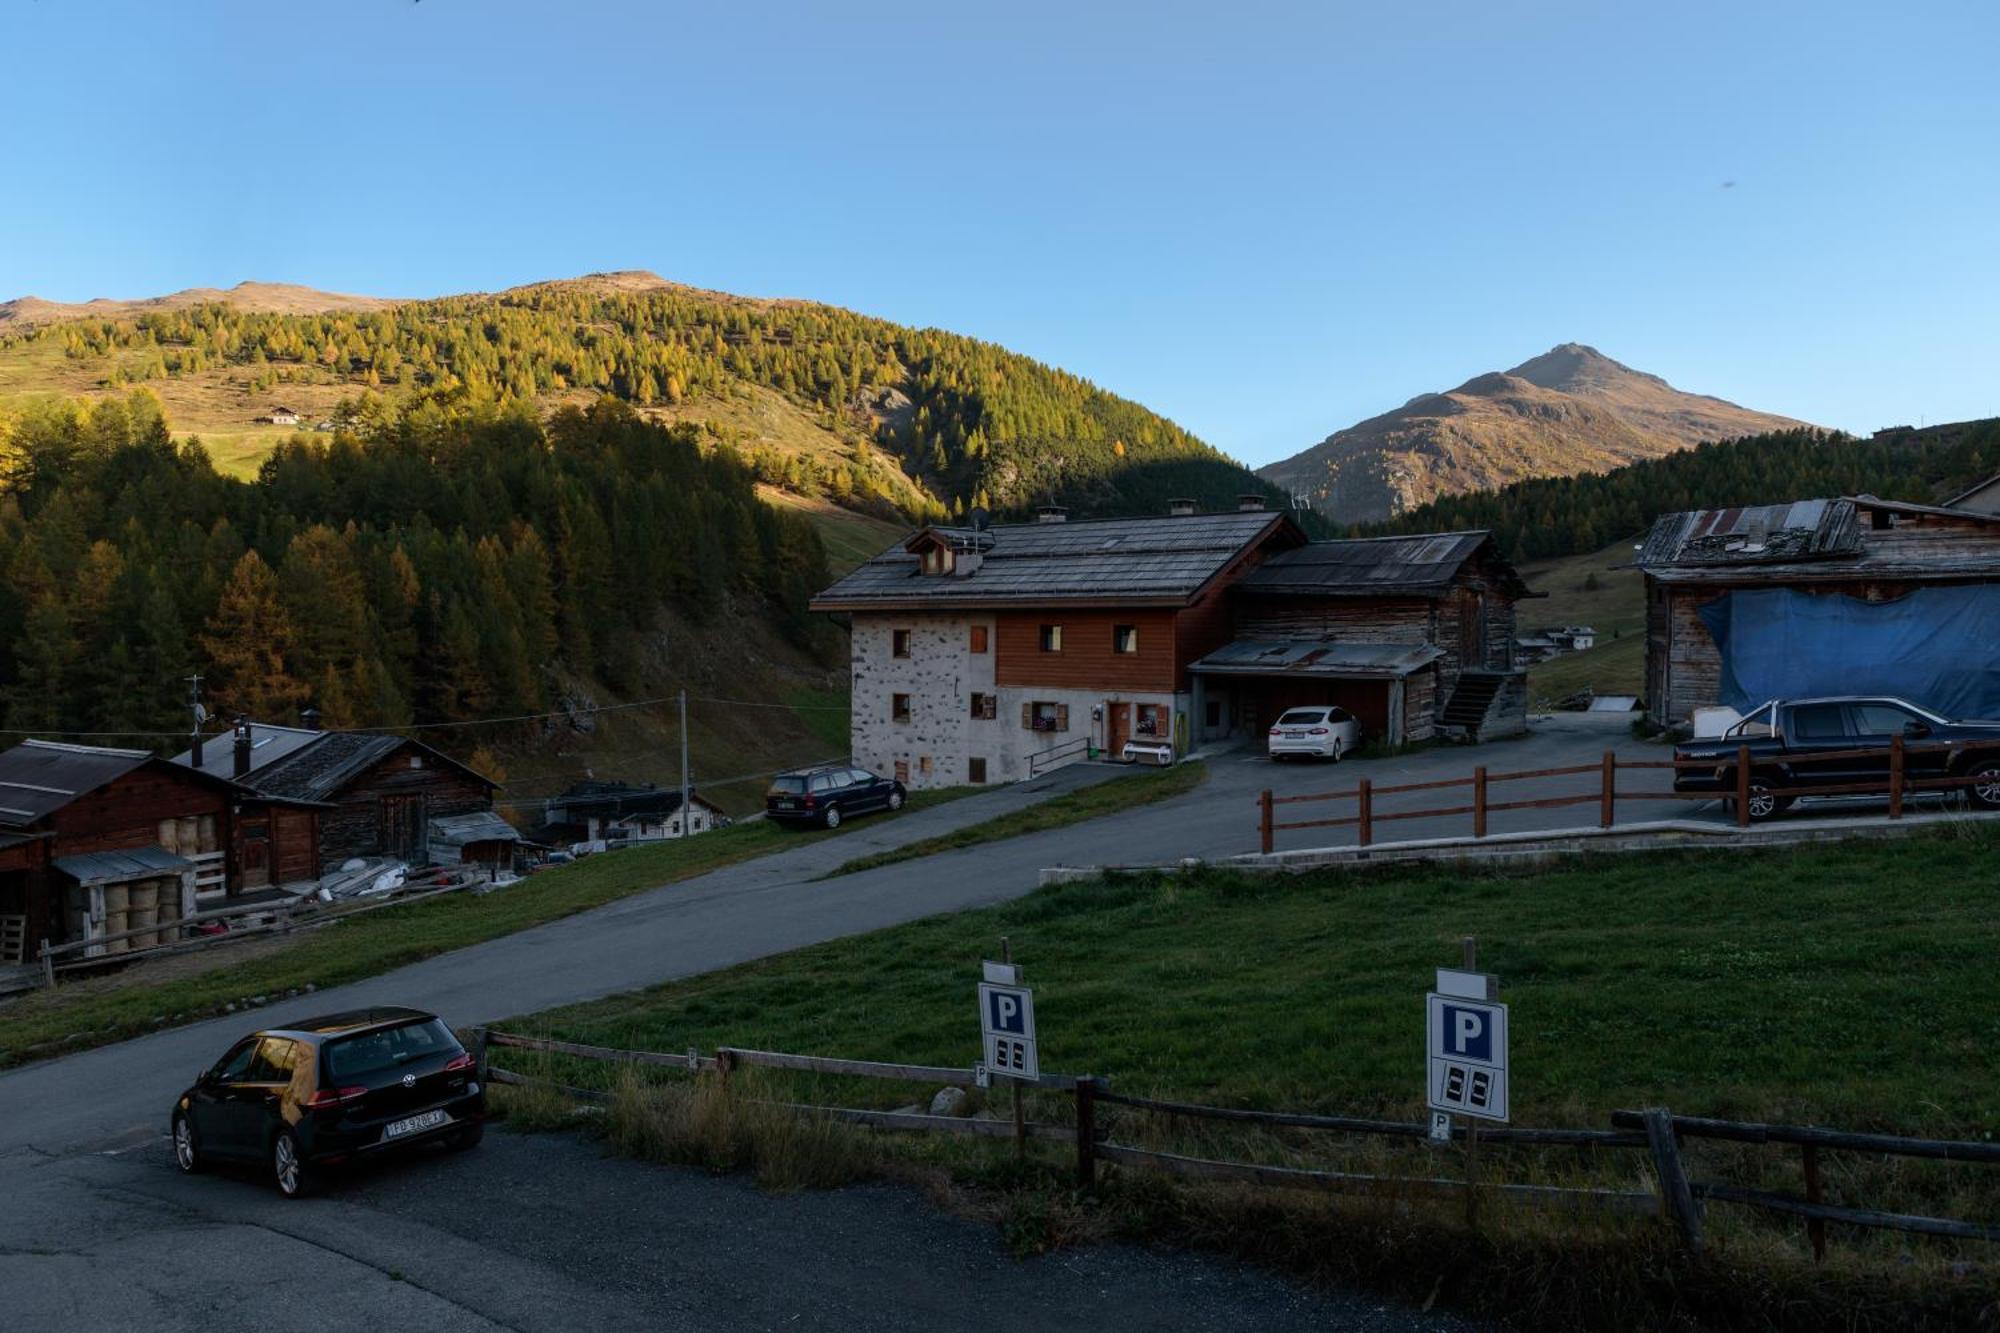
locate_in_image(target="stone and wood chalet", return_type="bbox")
[810,498,1535,789]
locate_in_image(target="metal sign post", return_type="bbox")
[979,937,1037,1156]
[1428,936,1509,1228]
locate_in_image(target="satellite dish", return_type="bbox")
[968,506,990,532]
[192,703,209,725]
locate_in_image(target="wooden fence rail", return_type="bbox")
[1257,735,2000,853]
[475,1030,1999,1260]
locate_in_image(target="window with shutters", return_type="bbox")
[919,756,932,776]
[894,760,909,783]
[969,625,989,654]
[969,692,996,719]
[1024,701,1068,732]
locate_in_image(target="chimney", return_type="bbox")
[300,706,323,732]
[952,548,984,577]
[1237,494,1268,512]
[1167,498,1197,517]
[1035,505,1068,524]
[232,718,253,779]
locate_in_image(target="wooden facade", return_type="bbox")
[1640,499,2000,723]
[994,609,1180,693]
[315,747,493,866]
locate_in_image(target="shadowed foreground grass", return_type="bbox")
[495,823,2000,1331]
[0,787,979,1069]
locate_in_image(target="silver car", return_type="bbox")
[1267,706,1360,761]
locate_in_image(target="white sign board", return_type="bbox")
[1425,992,1509,1122]
[978,979,1038,1082]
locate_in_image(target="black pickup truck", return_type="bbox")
[1674,696,2000,820]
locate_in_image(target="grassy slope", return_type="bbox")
[825,761,1207,877]
[509,827,2000,1134]
[0,789,977,1069]
[1520,535,1648,703]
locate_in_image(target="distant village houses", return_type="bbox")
[264,406,301,426]
[532,780,722,850]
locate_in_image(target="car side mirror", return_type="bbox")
[1905,722,1932,738]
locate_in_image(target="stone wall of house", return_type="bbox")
[849,613,1186,787]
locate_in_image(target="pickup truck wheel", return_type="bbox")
[1739,780,1786,822]
[1963,762,2000,810]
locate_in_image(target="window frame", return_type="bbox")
[968,757,987,784]
[891,629,912,659]
[1038,624,1063,653]
[969,692,996,720]
[892,693,913,723]
[1113,624,1139,655]
[969,625,989,654]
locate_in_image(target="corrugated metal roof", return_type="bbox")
[1188,639,1445,679]
[53,845,192,884]
[428,810,522,847]
[1635,499,1861,569]
[812,510,1295,608]
[1637,495,2000,582]
[167,723,324,776]
[0,741,154,824]
[1238,531,1513,598]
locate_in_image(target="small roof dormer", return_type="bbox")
[904,525,995,577]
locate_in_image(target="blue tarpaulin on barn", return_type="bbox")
[1697,585,2000,720]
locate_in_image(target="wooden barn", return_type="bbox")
[1636,496,2000,725]
[1190,531,1535,744]
[0,740,312,965]
[172,720,500,870]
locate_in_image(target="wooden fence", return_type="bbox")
[34,870,487,988]
[474,1029,2000,1260]
[1257,735,2000,854]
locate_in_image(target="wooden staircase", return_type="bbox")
[1441,671,1506,738]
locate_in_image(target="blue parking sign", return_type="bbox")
[1426,992,1509,1122]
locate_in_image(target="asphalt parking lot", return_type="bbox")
[1,1128,1484,1333]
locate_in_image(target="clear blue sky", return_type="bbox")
[4,1,1996,466]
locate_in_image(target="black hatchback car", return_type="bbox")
[171,1006,485,1197]
[766,764,907,828]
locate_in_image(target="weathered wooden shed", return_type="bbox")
[1193,531,1535,743]
[231,731,498,867]
[0,740,304,964]
[1636,496,2000,724]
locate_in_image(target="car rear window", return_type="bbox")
[324,1018,459,1081]
[1327,707,1354,723]
[1277,709,1326,726]
[769,776,807,795]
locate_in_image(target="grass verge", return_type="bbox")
[0,787,979,1070]
[822,761,1208,878]
[489,822,2000,1331]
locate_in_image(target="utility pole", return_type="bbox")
[186,675,207,769]
[678,689,690,840]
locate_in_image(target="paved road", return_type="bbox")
[2,1130,1481,1332]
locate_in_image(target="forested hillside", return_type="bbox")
[0,390,832,751]
[0,272,1288,521]
[1366,422,2000,561]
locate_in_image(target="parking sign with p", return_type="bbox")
[1425,992,1508,1122]
[977,979,1038,1081]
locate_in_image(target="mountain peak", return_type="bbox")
[1258,345,1810,524]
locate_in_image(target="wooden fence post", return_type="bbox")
[1600,750,1616,829]
[1472,767,1487,838]
[1889,734,1905,821]
[1735,745,1752,829]
[471,1026,490,1083]
[1643,1107,1704,1254]
[1075,1076,1098,1189]
[1259,789,1274,855]
[1803,1144,1827,1262]
[1358,778,1373,847]
[40,939,54,990]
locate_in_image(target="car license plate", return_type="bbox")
[776,799,795,810]
[384,1109,449,1140]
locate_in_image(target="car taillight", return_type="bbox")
[445,1053,475,1073]
[802,795,816,808]
[1267,727,1281,735]
[1308,727,1329,735]
[305,1085,368,1109]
